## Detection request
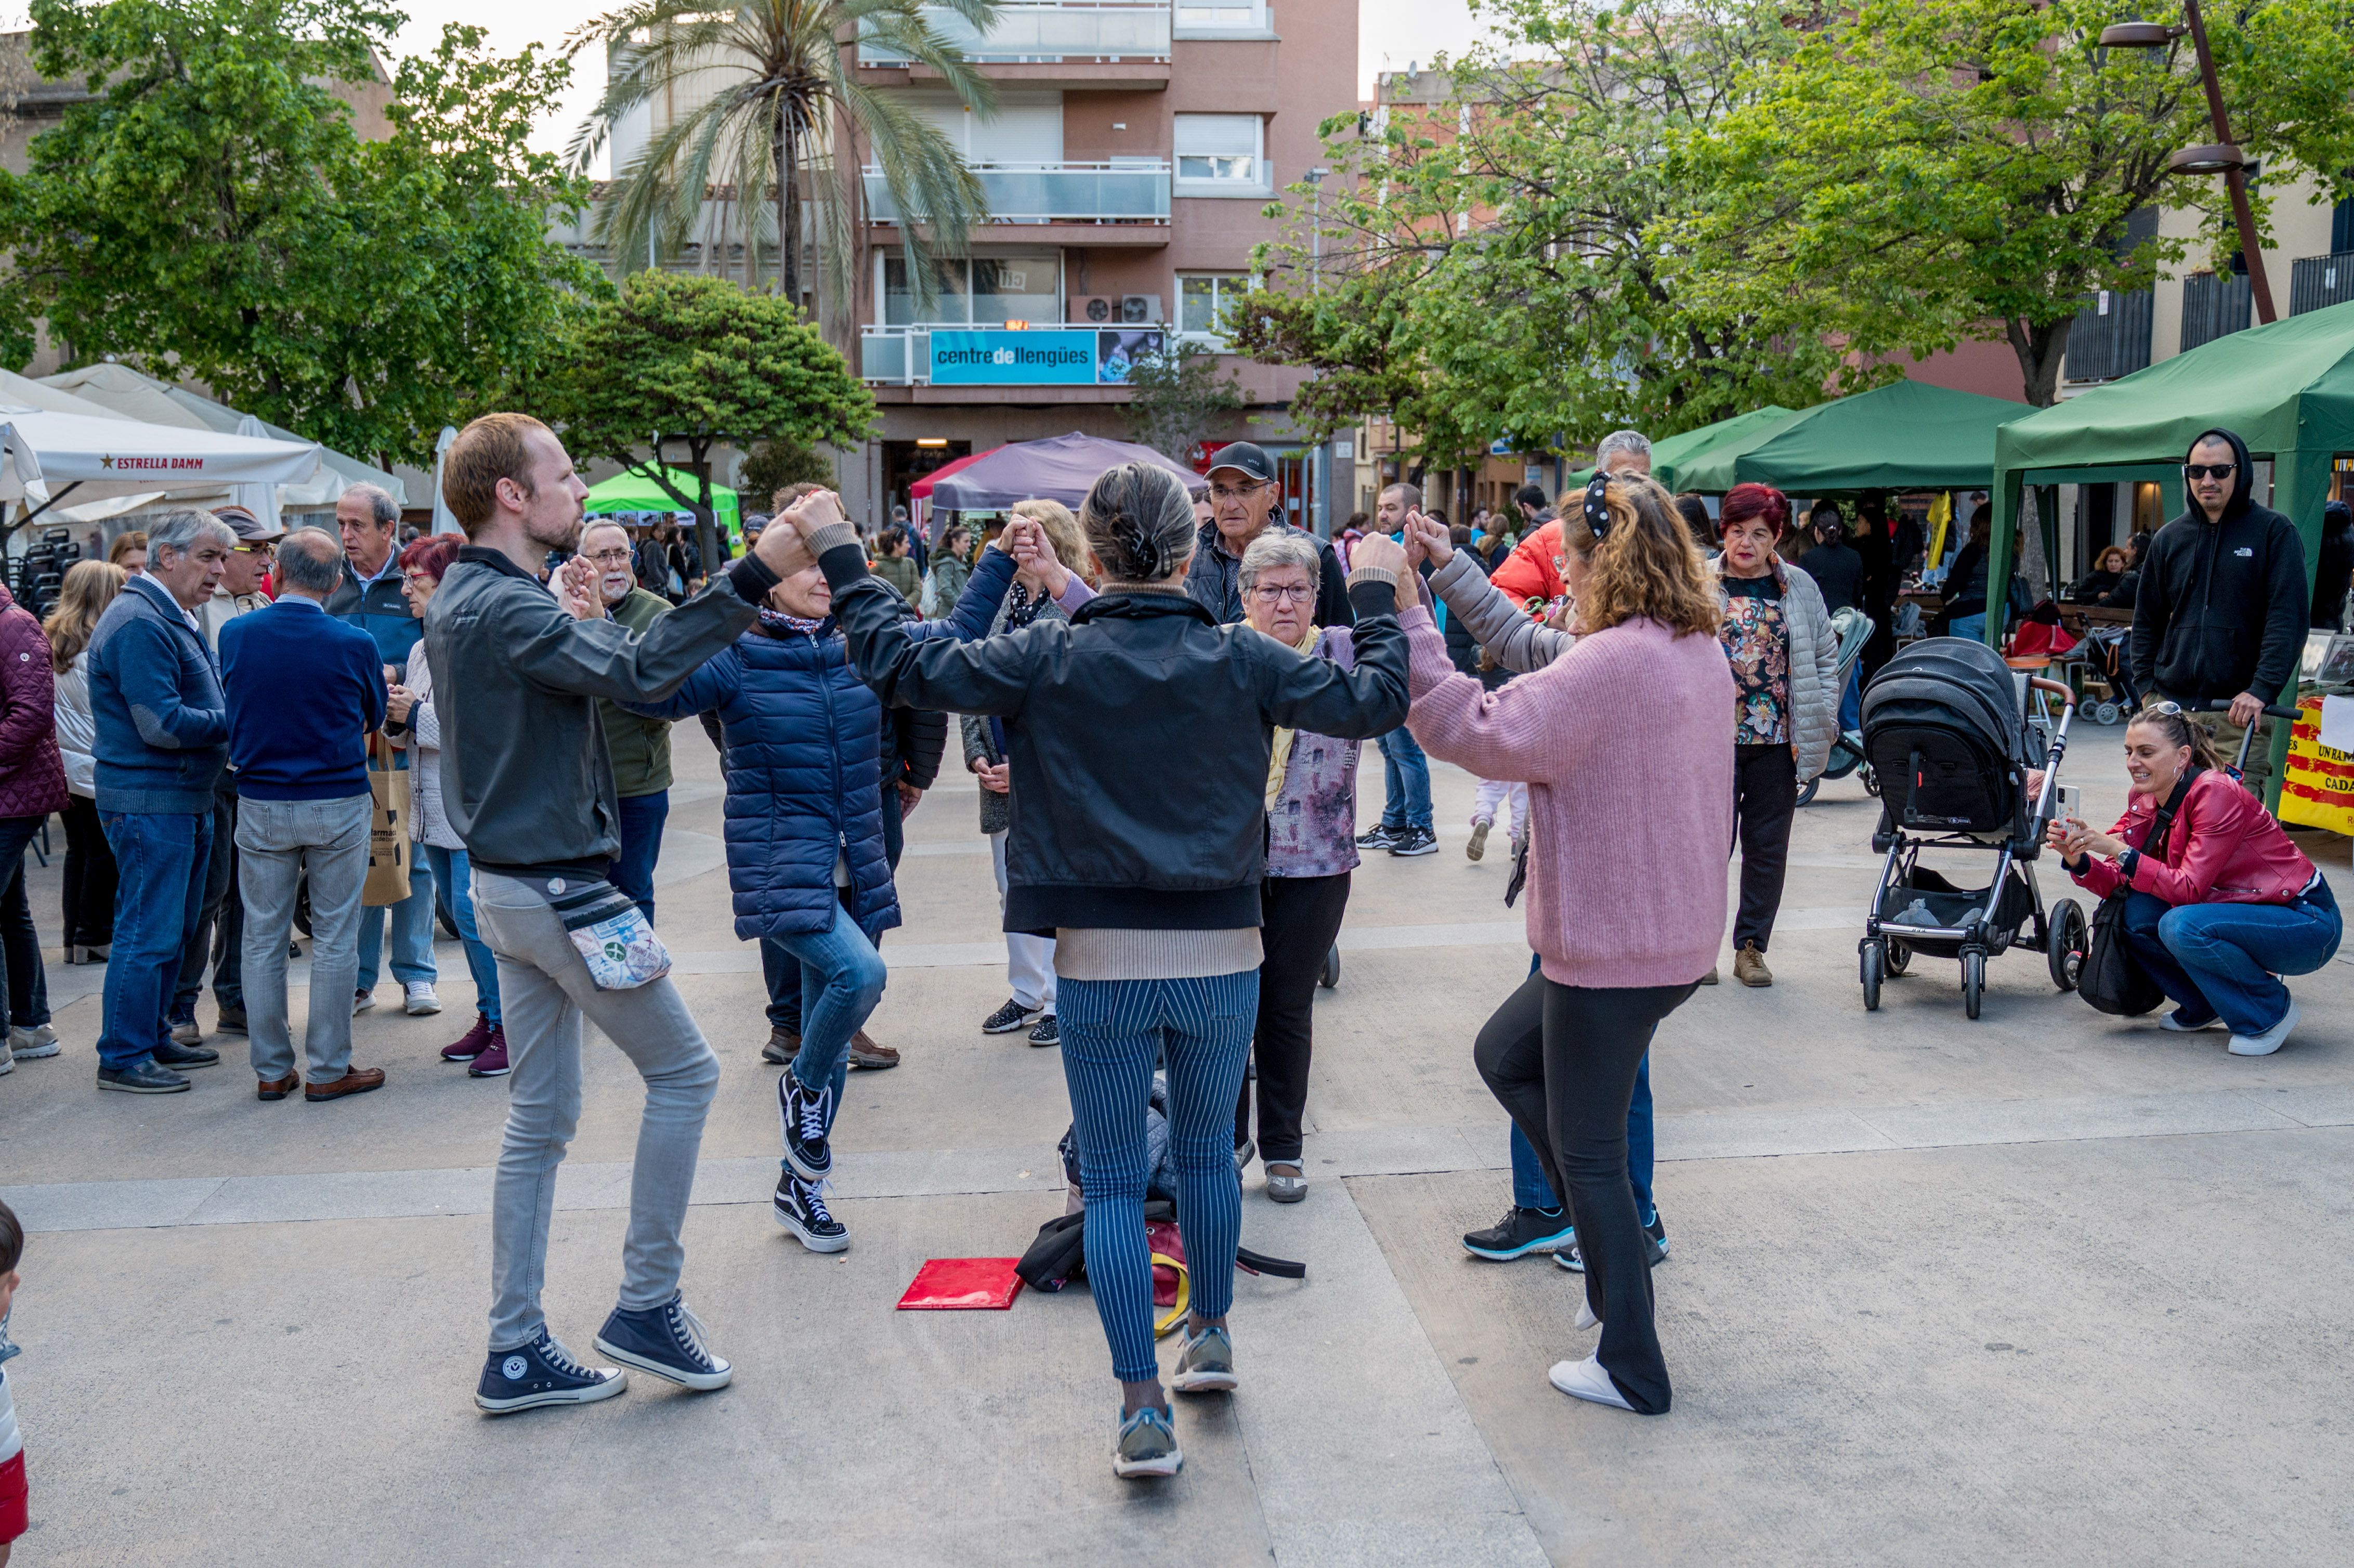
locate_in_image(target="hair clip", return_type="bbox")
[1582,474,1612,540]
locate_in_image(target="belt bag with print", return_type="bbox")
[550,881,672,990]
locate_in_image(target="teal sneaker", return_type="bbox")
[1113,1404,1182,1478]
[1171,1324,1237,1393]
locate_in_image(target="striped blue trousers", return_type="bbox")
[1058,970,1257,1382]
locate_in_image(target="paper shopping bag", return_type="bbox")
[362,741,412,907]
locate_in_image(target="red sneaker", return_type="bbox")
[467,1028,511,1078]
[440,1012,495,1062]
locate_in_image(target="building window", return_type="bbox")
[1179,273,1251,342]
[883,252,1058,326]
[1174,0,1271,34]
[1174,114,1264,189]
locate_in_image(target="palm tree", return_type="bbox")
[565,0,998,332]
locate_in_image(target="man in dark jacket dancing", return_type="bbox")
[426,412,800,1415]
[2132,427,2310,795]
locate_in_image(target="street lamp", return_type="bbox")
[2100,2,2276,323]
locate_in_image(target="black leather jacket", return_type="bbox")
[823,540,1409,932]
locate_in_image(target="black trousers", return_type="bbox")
[1234,871,1352,1165]
[1732,742,1797,951]
[172,785,243,1017]
[1474,971,1696,1414]
[60,795,116,948]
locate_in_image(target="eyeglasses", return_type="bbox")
[2182,463,2236,480]
[584,548,634,565]
[1209,482,1269,503]
[1249,583,1313,604]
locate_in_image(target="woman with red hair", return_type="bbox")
[1711,484,1839,987]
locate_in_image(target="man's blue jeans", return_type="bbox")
[422,844,501,1026]
[1377,726,1433,832]
[1511,1054,1654,1223]
[608,789,669,924]
[96,810,212,1069]
[760,900,886,1140]
[2122,882,2342,1036]
[357,856,436,992]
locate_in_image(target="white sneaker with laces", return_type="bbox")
[1548,1352,1634,1410]
[9,1023,59,1060]
[403,982,442,1016]
[2227,1000,2298,1057]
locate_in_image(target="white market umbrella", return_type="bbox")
[428,425,460,534]
[0,407,319,516]
[231,414,286,533]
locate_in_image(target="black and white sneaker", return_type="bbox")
[594,1291,733,1391]
[981,998,1039,1035]
[773,1171,849,1252]
[1554,1212,1670,1273]
[1028,1014,1060,1047]
[777,1069,833,1182]
[1388,827,1439,857]
[475,1330,626,1414]
[1355,824,1401,851]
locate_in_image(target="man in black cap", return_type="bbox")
[1182,442,1353,629]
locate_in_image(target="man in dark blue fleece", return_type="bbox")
[220,527,389,1103]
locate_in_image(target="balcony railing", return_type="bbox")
[2179,271,2252,354]
[2289,251,2354,316]
[865,161,1170,224]
[859,3,1170,64]
[2062,288,2152,383]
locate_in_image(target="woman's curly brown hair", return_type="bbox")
[1563,474,1720,638]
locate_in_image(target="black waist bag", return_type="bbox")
[2079,775,2193,1015]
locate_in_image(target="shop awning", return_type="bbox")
[0,407,320,509]
[1566,404,1806,493]
[584,466,740,532]
[1730,379,2030,494]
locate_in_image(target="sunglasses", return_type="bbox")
[2182,463,2236,480]
[2144,700,2185,717]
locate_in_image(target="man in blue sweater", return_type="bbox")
[221,527,389,1103]
[87,509,237,1093]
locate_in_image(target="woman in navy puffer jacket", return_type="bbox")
[630,536,1021,1252]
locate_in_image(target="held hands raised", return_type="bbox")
[555,555,603,620]
[1000,518,1069,598]
[1402,511,1452,568]
[1348,531,1417,613]
[757,488,847,578]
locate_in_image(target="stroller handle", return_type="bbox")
[2027,676,2075,710]
[2169,698,2303,722]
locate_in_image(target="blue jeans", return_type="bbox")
[422,844,500,1026]
[0,817,50,1035]
[1950,612,1986,644]
[2122,881,2341,1036]
[760,900,887,1140]
[96,810,212,1069]
[1510,1055,1653,1224]
[608,789,669,924]
[1377,726,1433,832]
[357,856,436,991]
[1060,970,1257,1383]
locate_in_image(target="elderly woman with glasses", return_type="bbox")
[1231,531,1364,1202]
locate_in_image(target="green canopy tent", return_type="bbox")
[1728,379,2029,493]
[583,466,741,542]
[1563,403,1803,492]
[1987,299,2354,801]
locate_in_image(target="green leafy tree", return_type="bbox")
[1121,343,1244,464]
[565,0,997,333]
[737,432,838,507]
[0,0,600,465]
[545,270,874,570]
[1675,0,2354,406]
[1234,0,1851,471]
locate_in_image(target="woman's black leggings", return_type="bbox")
[1474,970,1698,1414]
[1234,871,1352,1164]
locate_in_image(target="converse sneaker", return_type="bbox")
[7,1024,58,1060]
[440,1012,495,1062]
[1113,1404,1183,1479]
[403,981,442,1016]
[474,1330,626,1414]
[773,1170,848,1252]
[594,1292,732,1391]
[980,998,1038,1035]
[778,1070,833,1181]
[1171,1324,1237,1393]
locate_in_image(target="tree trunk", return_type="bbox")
[688,438,721,583]
[2003,313,2072,408]
[774,98,801,309]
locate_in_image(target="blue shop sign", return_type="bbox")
[928,328,1165,386]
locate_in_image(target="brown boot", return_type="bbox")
[306,1066,386,1102]
[847,1030,899,1070]
[761,1026,800,1066]
[1732,943,1773,988]
[257,1070,300,1102]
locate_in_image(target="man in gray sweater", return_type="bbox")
[426,412,799,1415]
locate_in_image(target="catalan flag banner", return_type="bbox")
[2281,697,2354,836]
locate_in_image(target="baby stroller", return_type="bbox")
[2068,623,2142,725]
[1797,607,1876,807]
[1856,638,2084,1019]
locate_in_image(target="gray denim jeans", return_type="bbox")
[237,793,371,1082]
[470,870,720,1352]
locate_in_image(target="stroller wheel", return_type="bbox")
[1319,943,1340,989]
[1885,939,1912,976]
[2093,700,2121,726]
[1860,940,1884,1011]
[1862,765,1880,798]
[1961,949,1985,1020]
[2047,898,2087,992]
[1795,776,1820,809]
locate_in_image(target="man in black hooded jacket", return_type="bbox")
[2131,426,2308,789]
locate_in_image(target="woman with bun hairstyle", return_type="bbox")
[1709,482,1838,987]
[776,467,1414,1480]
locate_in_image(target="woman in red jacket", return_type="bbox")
[2049,704,2340,1056]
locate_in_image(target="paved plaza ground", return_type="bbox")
[3,725,2349,1566]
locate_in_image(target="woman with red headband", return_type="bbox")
[1711,483,1839,987]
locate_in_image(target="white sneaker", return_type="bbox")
[1574,1298,1599,1332]
[2227,1000,2298,1057]
[403,982,442,1016]
[0,1040,12,1075]
[9,1024,59,1060]
[1548,1352,1634,1411]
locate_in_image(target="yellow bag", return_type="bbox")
[363,738,413,907]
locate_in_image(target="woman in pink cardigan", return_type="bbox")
[1403,474,1733,1415]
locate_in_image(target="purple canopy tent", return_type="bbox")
[923,431,1206,540]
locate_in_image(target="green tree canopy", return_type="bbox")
[1674,0,2354,406]
[545,270,874,569]
[0,0,600,465]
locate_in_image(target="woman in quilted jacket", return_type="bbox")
[46,561,126,970]
[0,579,69,1068]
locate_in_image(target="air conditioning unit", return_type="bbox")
[1120,294,1162,324]
[1069,295,1120,324]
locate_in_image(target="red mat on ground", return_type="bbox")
[897,1258,1025,1310]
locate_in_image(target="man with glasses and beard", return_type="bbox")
[2131,427,2309,796]
[579,520,676,922]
